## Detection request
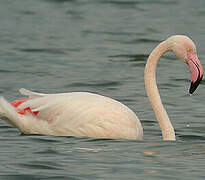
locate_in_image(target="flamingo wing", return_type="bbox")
[19,88,47,97]
[17,89,67,124]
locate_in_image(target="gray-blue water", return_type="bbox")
[1,0,205,179]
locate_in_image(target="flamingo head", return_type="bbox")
[166,35,204,94]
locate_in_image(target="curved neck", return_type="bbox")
[144,41,176,140]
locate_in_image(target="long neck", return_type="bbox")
[144,41,176,140]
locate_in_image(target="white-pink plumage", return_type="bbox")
[0,88,143,139]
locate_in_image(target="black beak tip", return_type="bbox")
[189,75,203,94]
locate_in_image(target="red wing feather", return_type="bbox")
[10,98,39,116]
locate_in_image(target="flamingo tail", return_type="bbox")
[0,96,52,135]
[0,97,21,128]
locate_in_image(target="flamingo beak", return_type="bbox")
[186,51,203,94]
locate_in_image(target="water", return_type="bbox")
[1,0,205,179]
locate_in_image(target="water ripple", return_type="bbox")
[20,161,60,170]
[178,135,205,141]
[97,0,178,6]
[82,30,145,36]
[109,54,148,62]
[16,48,80,55]
[128,38,161,44]
[44,0,77,3]
[0,69,17,73]
[65,81,121,88]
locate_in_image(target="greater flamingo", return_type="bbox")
[0,35,203,140]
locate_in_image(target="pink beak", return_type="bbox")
[187,51,204,94]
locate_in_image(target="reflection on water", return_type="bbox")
[0,0,205,179]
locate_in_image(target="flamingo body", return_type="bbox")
[0,89,143,139]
